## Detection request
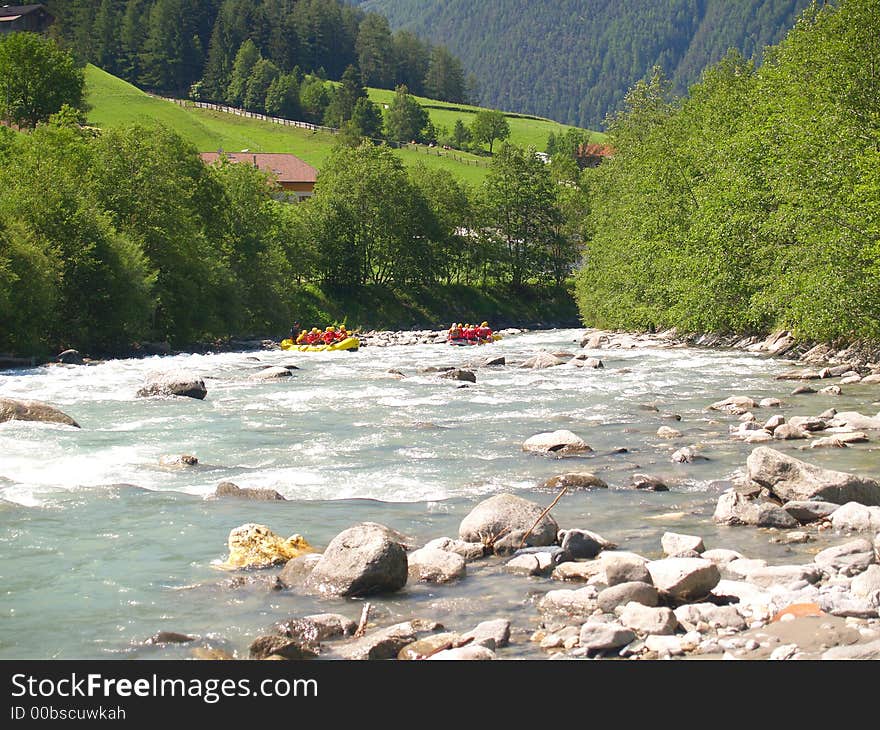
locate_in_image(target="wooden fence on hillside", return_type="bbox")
[152,95,491,168]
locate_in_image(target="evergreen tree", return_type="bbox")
[225,39,261,106]
[119,0,149,82]
[355,12,395,89]
[264,72,301,119]
[424,44,466,103]
[392,29,429,96]
[384,84,429,142]
[244,58,280,112]
[350,97,384,140]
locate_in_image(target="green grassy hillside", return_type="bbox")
[84,65,596,186]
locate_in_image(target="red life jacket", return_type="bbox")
[323,331,336,344]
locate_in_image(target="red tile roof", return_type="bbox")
[199,152,317,185]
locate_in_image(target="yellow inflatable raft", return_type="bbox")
[280,336,360,352]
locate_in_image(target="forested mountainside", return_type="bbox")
[357,0,817,128]
[43,0,469,102]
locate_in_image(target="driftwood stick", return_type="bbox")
[354,602,372,638]
[517,487,568,550]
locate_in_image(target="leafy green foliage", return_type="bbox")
[470,109,510,154]
[0,32,85,129]
[384,84,430,142]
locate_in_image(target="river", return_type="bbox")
[1,327,877,659]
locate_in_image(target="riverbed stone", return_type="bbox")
[713,489,759,525]
[223,523,313,569]
[427,645,496,660]
[759,397,783,408]
[539,472,608,490]
[136,370,207,399]
[214,482,286,501]
[397,632,461,660]
[782,500,839,524]
[304,523,408,597]
[408,547,466,583]
[251,366,292,380]
[674,603,747,631]
[0,398,80,428]
[755,503,801,529]
[601,551,652,586]
[631,474,669,491]
[829,411,880,430]
[822,639,880,660]
[278,553,322,588]
[745,564,822,588]
[814,539,876,576]
[851,565,880,598]
[558,528,614,559]
[830,502,880,532]
[618,603,678,636]
[746,446,880,505]
[249,635,319,660]
[439,368,476,383]
[788,416,828,432]
[552,561,605,583]
[422,537,487,561]
[520,352,564,369]
[522,430,592,456]
[578,623,636,654]
[539,586,599,618]
[671,446,708,463]
[274,614,356,642]
[764,414,786,431]
[459,493,559,550]
[506,552,555,576]
[646,558,720,601]
[459,619,511,650]
[708,396,756,414]
[723,558,769,580]
[597,581,659,612]
[661,532,705,557]
[701,548,745,565]
[773,423,808,440]
[56,349,83,364]
[657,426,682,439]
[331,622,426,660]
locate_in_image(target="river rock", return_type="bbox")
[0,398,80,428]
[304,523,408,597]
[136,370,207,399]
[661,532,705,556]
[251,366,292,380]
[646,558,720,601]
[249,635,319,660]
[552,561,605,582]
[723,558,769,580]
[597,581,659,612]
[773,424,808,440]
[764,414,785,431]
[57,349,83,365]
[713,490,758,525]
[397,632,460,660]
[755,503,801,529]
[421,537,487,561]
[439,368,476,383]
[331,621,426,660]
[851,565,880,598]
[657,426,682,439]
[538,586,599,618]
[278,554,322,588]
[830,502,880,532]
[459,493,558,551]
[223,523,312,569]
[509,550,558,575]
[631,474,669,491]
[145,631,194,645]
[559,528,614,559]
[746,447,880,505]
[759,397,783,408]
[701,548,745,565]
[408,547,466,583]
[520,352,564,369]
[671,446,708,463]
[571,357,604,369]
[819,385,842,396]
[708,395,757,414]
[601,552,652,585]
[539,472,608,490]
[274,614,356,642]
[460,619,511,650]
[158,454,198,468]
[214,482,286,501]
[578,623,636,654]
[522,429,592,456]
[862,374,880,384]
[618,603,678,636]
[427,645,496,660]
[788,416,827,432]
[482,356,506,366]
[814,539,876,576]
[822,639,880,660]
[829,411,880,430]
[745,564,822,588]
[782,500,839,524]
[580,332,609,349]
[674,603,747,631]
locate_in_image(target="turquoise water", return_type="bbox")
[1,328,877,659]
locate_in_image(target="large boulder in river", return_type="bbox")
[304,523,408,597]
[539,472,607,490]
[0,398,80,428]
[137,370,207,399]
[646,557,720,602]
[459,493,558,552]
[519,352,565,369]
[214,482,286,501]
[746,446,880,505]
[222,523,313,569]
[522,430,592,456]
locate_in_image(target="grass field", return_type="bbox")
[84,65,599,186]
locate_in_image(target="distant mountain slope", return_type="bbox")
[357,0,815,128]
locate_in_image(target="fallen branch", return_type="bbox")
[517,486,568,550]
[354,602,372,638]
